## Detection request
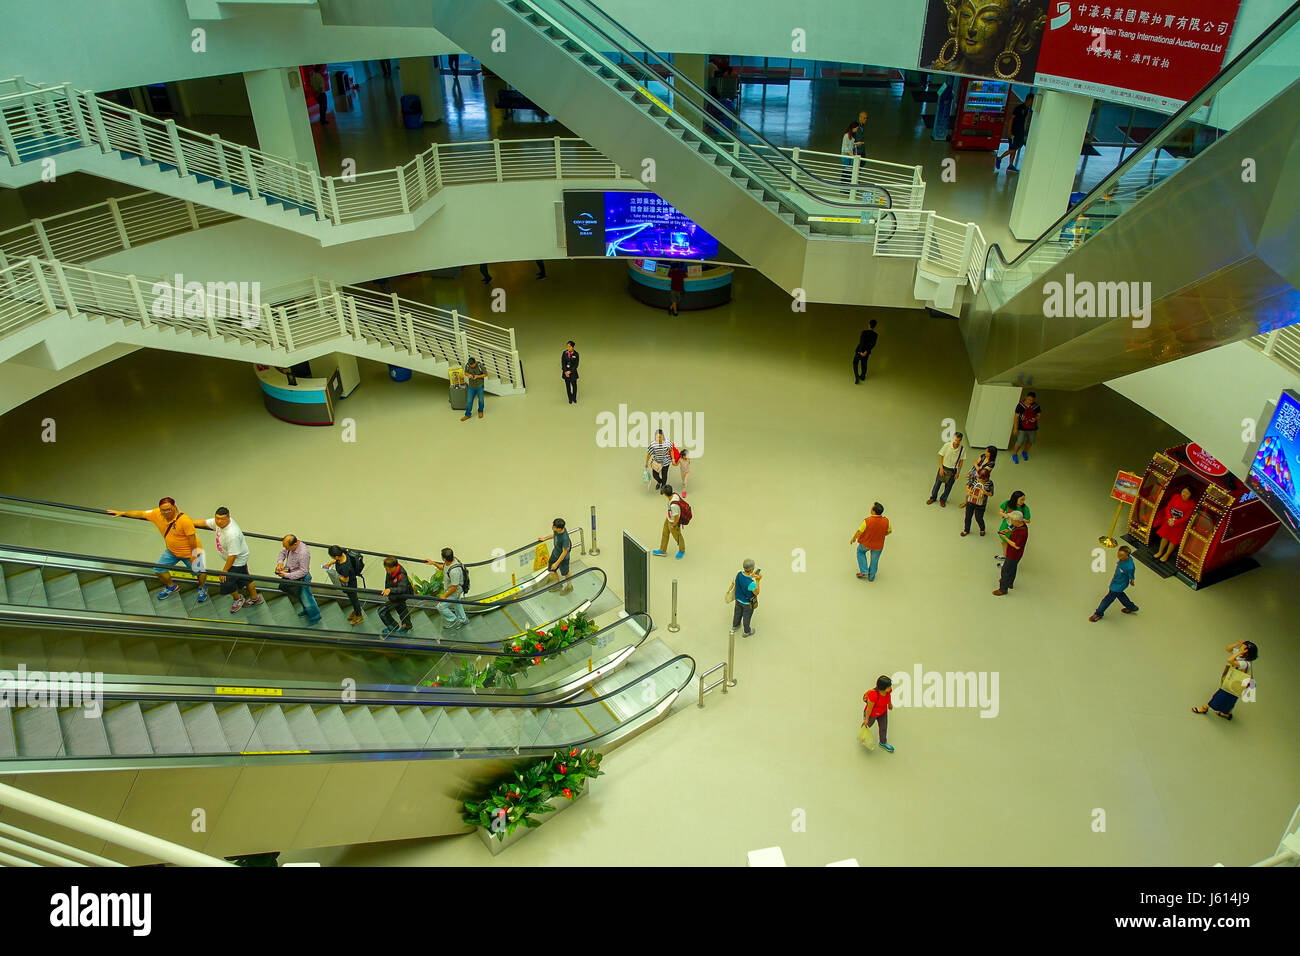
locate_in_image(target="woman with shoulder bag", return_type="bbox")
[1192,640,1257,720]
[860,675,895,753]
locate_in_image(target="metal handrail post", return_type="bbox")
[667,579,680,633]
[697,662,729,708]
[727,629,737,687]
[588,505,600,556]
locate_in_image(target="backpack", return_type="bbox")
[675,496,693,526]
[345,549,366,586]
[455,561,470,596]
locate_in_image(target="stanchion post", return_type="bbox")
[727,629,737,687]
[667,578,680,633]
[1099,501,1124,547]
[588,505,600,556]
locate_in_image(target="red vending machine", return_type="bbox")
[951,78,1009,151]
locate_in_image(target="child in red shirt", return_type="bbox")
[862,675,896,753]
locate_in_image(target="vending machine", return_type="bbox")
[950,78,1009,151]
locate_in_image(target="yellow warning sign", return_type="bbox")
[638,87,671,113]
[216,686,283,696]
[808,216,862,223]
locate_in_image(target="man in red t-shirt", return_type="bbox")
[862,675,896,752]
[667,264,687,315]
[993,511,1028,595]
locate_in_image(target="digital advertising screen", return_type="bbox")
[563,190,730,262]
[1246,389,1300,539]
[602,192,719,260]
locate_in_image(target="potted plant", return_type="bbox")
[463,748,603,853]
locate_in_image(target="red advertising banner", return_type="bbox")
[1111,470,1142,504]
[1035,0,1243,112]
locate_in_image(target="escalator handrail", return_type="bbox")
[0,539,606,613]
[515,0,894,212]
[983,0,1300,280]
[0,491,570,584]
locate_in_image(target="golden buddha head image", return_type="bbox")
[926,0,1049,81]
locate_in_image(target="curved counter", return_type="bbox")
[627,259,733,311]
[256,364,344,426]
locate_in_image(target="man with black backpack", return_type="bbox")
[325,545,366,625]
[653,484,690,559]
[425,547,470,629]
[379,556,414,635]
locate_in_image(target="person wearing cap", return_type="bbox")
[993,511,1028,596]
[461,356,487,421]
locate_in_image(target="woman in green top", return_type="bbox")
[995,490,1029,563]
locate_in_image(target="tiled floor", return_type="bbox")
[3,255,1297,866]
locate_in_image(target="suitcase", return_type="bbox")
[449,385,467,410]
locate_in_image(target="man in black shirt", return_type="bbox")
[379,556,414,636]
[995,94,1033,173]
[561,340,579,404]
[854,319,879,383]
[326,545,364,625]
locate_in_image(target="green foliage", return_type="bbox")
[420,611,600,690]
[408,568,444,597]
[462,748,605,840]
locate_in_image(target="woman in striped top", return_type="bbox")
[645,430,673,492]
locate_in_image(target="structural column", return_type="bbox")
[396,57,445,126]
[671,53,710,131]
[1007,90,1093,242]
[243,67,320,174]
[965,382,1024,450]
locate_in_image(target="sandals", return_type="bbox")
[1192,706,1208,714]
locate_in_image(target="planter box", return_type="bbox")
[476,786,589,856]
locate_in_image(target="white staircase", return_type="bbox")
[0,256,524,394]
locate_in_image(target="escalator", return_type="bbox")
[963,2,1300,390]
[0,654,696,857]
[427,0,902,294]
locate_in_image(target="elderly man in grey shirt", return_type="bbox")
[926,432,965,508]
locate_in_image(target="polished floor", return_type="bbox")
[3,258,1297,866]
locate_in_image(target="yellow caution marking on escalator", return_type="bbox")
[637,87,671,113]
[808,215,862,223]
[216,686,283,696]
[241,750,310,755]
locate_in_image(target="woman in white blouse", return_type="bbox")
[840,122,859,182]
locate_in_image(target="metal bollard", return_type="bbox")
[667,578,680,632]
[588,505,600,556]
[727,628,737,687]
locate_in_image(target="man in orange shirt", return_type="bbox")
[850,501,891,581]
[108,496,206,602]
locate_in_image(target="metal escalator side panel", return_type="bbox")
[0,708,15,757]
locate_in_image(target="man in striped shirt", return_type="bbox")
[645,429,673,492]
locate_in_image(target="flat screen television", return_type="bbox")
[603,192,719,259]
[563,190,726,261]
[1245,389,1300,539]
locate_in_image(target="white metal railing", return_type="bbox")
[0,256,523,389]
[1247,325,1300,376]
[0,78,927,230]
[0,780,233,866]
[872,210,988,291]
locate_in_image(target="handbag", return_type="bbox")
[857,721,878,751]
[1220,664,1252,697]
[533,542,550,571]
[642,469,651,484]
[724,580,736,604]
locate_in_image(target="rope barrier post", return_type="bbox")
[727,628,737,688]
[588,505,600,556]
[667,579,680,633]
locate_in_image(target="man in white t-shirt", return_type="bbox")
[199,507,262,613]
[926,432,965,508]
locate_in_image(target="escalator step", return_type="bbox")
[0,709,16,757]
[179,702,228,754]
[103,702,153,755]
[370,706,415,749]
[6,568,48,607]
[443,707,480,748]
[316,603,350,630]
[250,705,298,752]
[78,574,123,613]
[342,706,387,749]
[422,709,463,749]
[58,707,111,756]
[14,707,65,757]
[144,701,195,755]
[313,705,360,750]
[516,709,543,747]
[396,706,436,748]
[283,704,329,751]
[114,580,155,616]
[217,703,261,753]
[0,564,8,603]
[264,596,302,628]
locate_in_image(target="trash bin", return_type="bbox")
[388,365,412,382]
[400,94,423,129]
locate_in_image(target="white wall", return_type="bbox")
[1107,342,1300,471]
